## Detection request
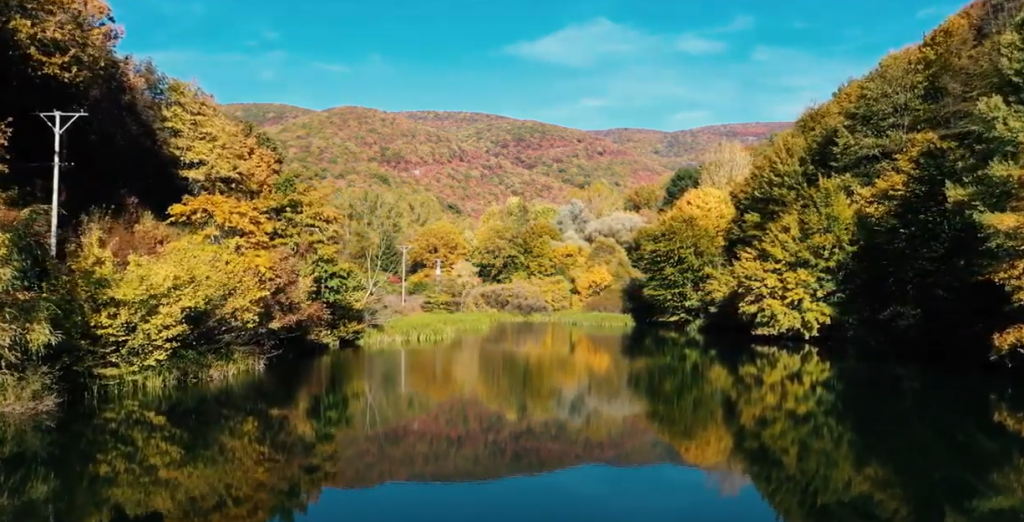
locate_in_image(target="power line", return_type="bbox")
[37,110,86,257]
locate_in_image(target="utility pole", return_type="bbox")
[38,110,87,257]
[399,245,411,305]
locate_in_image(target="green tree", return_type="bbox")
[631,188,735,323]
[472,198,561,283]
[662,167,700,209]
[731,179,857,339]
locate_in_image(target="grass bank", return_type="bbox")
[359,311,634,347]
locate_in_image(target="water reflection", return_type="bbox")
[0,323,1022,522]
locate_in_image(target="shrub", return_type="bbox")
[625,183,663,213]
[573,265,614,302]
[464,282,552,315]
[582,285,628,313]
[525,276,573,312]
[584,212,646,248]
[305,250,365,341]
[70,226,286,379]
[0,206,61,371]
[555,199,593,237]
[366,294,425,325]
[0,367,59,417]
[423,260,481,312]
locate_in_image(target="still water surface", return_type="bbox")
[2,323,1024,522]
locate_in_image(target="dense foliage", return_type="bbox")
[0,0,373,394]
[627,0,1024,369]
[223,105,786,217]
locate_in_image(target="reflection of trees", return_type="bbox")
[6,326,1024,522]
[628,329,1024,522]
[386,322,643,428]
[0,324,670,522]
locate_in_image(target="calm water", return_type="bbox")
[2,323,1024,522]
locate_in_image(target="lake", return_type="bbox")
[2,322,1023,522]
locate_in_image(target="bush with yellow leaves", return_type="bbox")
[69,223,301,379]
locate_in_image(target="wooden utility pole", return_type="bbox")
[399,245,411,305]
[38,110,87,257]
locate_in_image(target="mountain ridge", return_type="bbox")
[221,102,791,137]
[221,103,791,215]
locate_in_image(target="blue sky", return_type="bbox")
[108,0,967,131]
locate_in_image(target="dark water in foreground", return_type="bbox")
[3,323,1024,522]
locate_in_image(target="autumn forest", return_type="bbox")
[4,0,1024,423]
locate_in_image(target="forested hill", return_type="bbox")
[221,103,789,216]
[593,123,793,170]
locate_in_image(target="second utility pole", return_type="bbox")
[38,110,87,257]
[399,245,411,305]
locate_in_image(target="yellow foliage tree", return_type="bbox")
[70,226,288,379]
[551,242,589,277]
[161,80,281,197]
[568,181,624,218]
[699,141,754,192]
[731,179,856,339]
[409,220,470,273]
[525,276,573,312]
[668,187,736,234]
[572,265,614,303]
[472,198,560,283]
[167,194,272,249]
[3,0,121,82]
[624,183,663,213]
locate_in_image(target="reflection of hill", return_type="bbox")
[343,323,644,435]
[323,399,679,489]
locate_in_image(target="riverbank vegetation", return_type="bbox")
[359,311,634,346]
[6,0,1024,416]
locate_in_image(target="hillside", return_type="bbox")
[592,122,794,169]
[225,103,788,215]
[221,103,314,127]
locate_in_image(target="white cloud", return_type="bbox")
[675,34,726,55]
[578,97,611,107]
[499,14,877,130]
[503,18,654,67]
[503,15,752,67]
[670,110,715,128]
[313,62,351,73]
[715,15,755,33]
[138,49,290,83]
